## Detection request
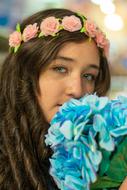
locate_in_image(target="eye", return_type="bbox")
[53,66,67,73]
[83,74,96,81]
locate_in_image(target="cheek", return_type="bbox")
[38,78,64,106]
[41,81,63,97]
[37,80,64,122]
[39,77,56,96]
[83,83,95,94]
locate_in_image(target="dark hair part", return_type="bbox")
[0,8,110,190]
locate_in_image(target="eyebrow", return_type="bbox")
[55,56,74,62]
[54,55,100,70]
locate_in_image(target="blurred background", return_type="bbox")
[0,0,127,98]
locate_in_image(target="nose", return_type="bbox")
[66,75,84,99]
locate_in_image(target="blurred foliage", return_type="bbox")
[0,36,8,52]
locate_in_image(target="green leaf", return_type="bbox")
[91,176,120,190]
[58,25,63,30]
[14,45,20,53]
[80,27,86,33]
[38,32,43,38]
[16,23,21,32]
[105,136,127,182]
[91,136,127,189]
[99,149,111,176]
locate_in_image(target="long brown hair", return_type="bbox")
[0,8,110,190]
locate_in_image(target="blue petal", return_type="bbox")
[65,175,87,190]
[93,114,106,132]
[100,135,115,151]
[88,150,102,166]
[110,125,127,137]
[60,120,74,140]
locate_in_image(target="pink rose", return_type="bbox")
[62,15,82,32]
[9,31,22,47]
[95,31,108,47]
[85,20,97,37]
[22,23,38,42]
[95,30,110,57]
[40,16,60,36]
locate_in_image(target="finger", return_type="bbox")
[119,177,127,190]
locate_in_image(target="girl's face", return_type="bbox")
[37,40,100,123]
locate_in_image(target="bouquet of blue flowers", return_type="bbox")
[45,94,127,190]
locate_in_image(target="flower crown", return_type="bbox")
[9,14,110,58]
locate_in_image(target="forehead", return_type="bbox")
[56,40,100,66]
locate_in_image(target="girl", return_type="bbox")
[1,8,126,190]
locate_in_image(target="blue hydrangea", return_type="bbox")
[45,94,127,190]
